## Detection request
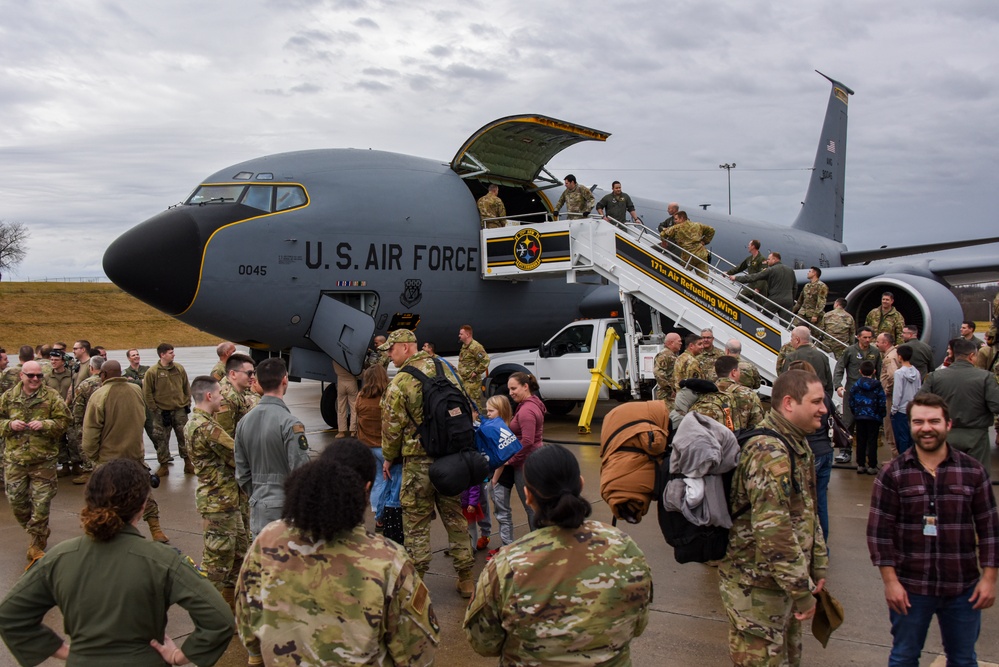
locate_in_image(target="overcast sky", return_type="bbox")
[1,0,997,279]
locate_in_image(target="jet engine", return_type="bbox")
[845,274,963,366]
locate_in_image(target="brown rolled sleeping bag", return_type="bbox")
[599,400,670,523]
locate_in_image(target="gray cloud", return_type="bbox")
[1,0,997,279]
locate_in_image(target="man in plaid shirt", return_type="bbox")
[867,392,999,666]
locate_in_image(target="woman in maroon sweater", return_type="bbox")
[490,372,547,555]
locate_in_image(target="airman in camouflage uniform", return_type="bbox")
[865,292,906,345]
[775,341,795,376]
[673,334,705,389]
[553,174,595,220]
[186,376,249,606]
[0,362,24,395]
[820,298,856,357]
[0,361,72,563]
[716,355,764,431]
[740,362,763,390]
[719,382,829,667]
[719,379,764,431]
[216,354,256,439]
[652,333,683,406]
[661,211,715,278]
[689,389,734,430]
[457,325,490,411]
[477,183,507,228]
[69,358,104,481]
[44,350,78,476]
[379,329,475,593]
[989,291,999,339]
[792,267,828,326]
[697,330,723,382]
[210,342,237,383]
[237,521,439,666]
[464,519,652,665]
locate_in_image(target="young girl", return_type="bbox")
[483,395,514,558]
[849,360,886,474]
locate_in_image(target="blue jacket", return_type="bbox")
[849,376,886,421]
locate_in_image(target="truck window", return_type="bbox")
[547,324,594,357]
[608,321,627,349]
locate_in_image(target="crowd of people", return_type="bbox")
[0,284,997,665]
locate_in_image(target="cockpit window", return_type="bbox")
[242,186,273,212]
[276,186,307,211]
[233,171,254,180]
[185,183,307,212]
[187,185,245,205]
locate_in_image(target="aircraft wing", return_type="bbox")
[451,115,610,185]
[805,250,999,289]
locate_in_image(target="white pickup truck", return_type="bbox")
[484,317,659,415]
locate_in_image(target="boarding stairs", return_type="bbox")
[480,215,838,391]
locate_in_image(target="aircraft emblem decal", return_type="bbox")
[755,327,766,340]
[400,278,423,307]
[513,228,543,271]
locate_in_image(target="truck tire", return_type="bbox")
[320,382,339,429]
[544,400,576,417]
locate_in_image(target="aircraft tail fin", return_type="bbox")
[790,72,854,243]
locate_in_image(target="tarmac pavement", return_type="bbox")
[1,346,997,666]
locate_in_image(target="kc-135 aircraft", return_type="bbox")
[104,71,999,424]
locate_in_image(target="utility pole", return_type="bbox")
[719,163,736,214]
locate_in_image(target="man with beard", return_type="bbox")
[867,392,999,666]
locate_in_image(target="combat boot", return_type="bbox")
[26,534,47,569]
[72,471,91,485]
[221,586,237,613]
[456,569,475,598]
[155,463,170,477]
[183,457,196,475]
[334,431,347,439]
[147,518,170,543]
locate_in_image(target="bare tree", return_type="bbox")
[0,220,30,281]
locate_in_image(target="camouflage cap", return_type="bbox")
[378,329,417,351]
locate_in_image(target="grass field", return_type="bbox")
[0,282,221,352]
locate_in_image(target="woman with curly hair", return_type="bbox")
[0,459,234,666]
[236,439,439,665]
[464,444,653,665]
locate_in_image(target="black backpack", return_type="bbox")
[400,358,477,458]
[657,427,796,564]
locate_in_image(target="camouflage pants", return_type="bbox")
[462,379,484,411]
[58,427,86,466]
[202,510,249,592]
[151,408,189,463]
[720,578,802,667]
[143,492,160,521]
[400,457,474,576]
[4,460,58,540]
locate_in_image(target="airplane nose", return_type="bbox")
[103,208,203,315]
